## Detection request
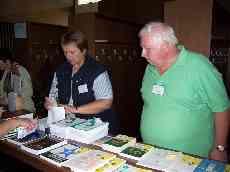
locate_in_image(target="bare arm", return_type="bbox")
[62,99,113,115]
[0,118,37,137]
[209,109,229,162]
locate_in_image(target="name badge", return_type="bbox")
[152,84,164,96]
[78,84,88,94]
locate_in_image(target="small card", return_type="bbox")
[78,84,88,94]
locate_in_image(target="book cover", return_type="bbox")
[166,154,202,172]
[104,138,129,147]
[0,128,18,140]
[137,148,182,171]
[40,143,81,166]
[193,159,226,172]
[7,130,45,145]
[225,165,230,172]
[115,164,153,172]
[92,136,112,147]
[70,118,103,131]
[62,149,116,172]
[21,136,67,155]
[17,125,37,139]
[102,135,136,153]
[96,157,126,172]
[119,143,154,161]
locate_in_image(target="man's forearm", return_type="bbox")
[214,110,229,147]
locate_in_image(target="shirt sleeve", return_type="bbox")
[49,73,59,100]
[197,60,230,112]
[18,67,33,98]
[93,71,113,100]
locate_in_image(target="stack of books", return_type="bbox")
[101,135,136,153]
[49,117,80,139]
[50,117,108,144]
[20,135,67,155]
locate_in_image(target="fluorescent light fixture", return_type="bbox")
[78,0,102,5]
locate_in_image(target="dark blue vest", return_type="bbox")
[56,56,119,134]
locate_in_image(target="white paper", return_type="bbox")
[47,107,65,125]
[38,117,48,131]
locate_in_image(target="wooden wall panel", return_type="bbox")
[164,0,213,56]
[0,22,14,49]
[72,14,147,138]
[14,22,67,115]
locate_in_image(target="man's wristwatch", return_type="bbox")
[216,145,226,152]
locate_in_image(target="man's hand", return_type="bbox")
[209,148,228,162]
[15,118,37,131]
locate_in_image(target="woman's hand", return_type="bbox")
[44,97,57,110]
[60,104,78,114]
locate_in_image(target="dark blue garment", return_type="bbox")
[56,56,119,134]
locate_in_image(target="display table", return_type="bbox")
[0,140,70,172]
[1,109,33,119]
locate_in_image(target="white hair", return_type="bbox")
[139,22,178,45]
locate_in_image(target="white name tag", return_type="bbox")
[78,84,88,94]
[152,84,164,96]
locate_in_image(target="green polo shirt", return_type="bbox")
[140,46,230,157]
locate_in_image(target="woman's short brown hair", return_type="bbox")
[61,30,88,52]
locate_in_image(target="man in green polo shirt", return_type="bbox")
[139,22,229,162]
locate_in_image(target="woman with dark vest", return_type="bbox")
[44,30,119,134]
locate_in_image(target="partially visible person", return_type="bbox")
[0,117,37,137]
[0,48,35,112]
[139,22,229,162]
[44,30,119,134]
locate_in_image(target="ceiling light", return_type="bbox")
[78,0,102,5]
